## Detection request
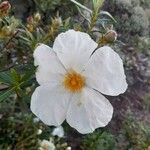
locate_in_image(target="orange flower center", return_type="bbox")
[63,70,85,93]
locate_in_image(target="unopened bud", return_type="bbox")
[27,24,34,32]
[27,16,34,24]
[0,26,12,38]
[4,26,11,34]
[56,17,62,25]
[34,12,41,22]
[52,16,62,27]
[26,16,34,32]
[0,1,11,17]
[104,30,117,43]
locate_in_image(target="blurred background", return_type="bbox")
[0,0,149,149]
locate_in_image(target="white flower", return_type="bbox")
[52,126,64,138]
[31,30,127,134]
[39,139,55,150]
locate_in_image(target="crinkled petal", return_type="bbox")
[53,30,98,72]
[34,44,66,85]
[66,87,113,134]
[84,46,128,96]
[31,83,71,126]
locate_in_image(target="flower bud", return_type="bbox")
[104,30,117,43]
[52,16,62,27]
[26,16,34,32]
[3,25,11,33]
[27,24,34,32]
[34,12,41,23]
[0,26,12,38]
[0,1,11,17]
[27,16,34,24]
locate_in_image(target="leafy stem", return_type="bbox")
[88,10,99,33]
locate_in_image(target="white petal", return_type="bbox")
[52,126,64,138]
[66,87,113,134]
[34,44,66,85]
[84,46,128,96]
[31,83,71,126]
[53,30,98,72]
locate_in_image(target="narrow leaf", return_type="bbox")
[10,69,20,84]
[0,87,15,102]
[0,72,12,85]
[100,11,117,23]
[70,0,92,13]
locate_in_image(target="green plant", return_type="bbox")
[123,115,150,150]
[83,130,117,150]
[0,113,40,149]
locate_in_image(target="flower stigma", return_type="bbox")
[63,70,85,93]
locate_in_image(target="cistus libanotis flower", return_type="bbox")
[31,30,127,134]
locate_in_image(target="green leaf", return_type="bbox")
[63,17,71,30]
[18,35,31,43]
[93,0,104,12]
[100,11,117,23]
[20,68,35,87]
[70,0,92,13]
[10,69,20,85]
[0,87,15,102]
[77,6,91,23]
[0,72,12,85]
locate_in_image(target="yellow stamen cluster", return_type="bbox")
[63,70,85,93]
